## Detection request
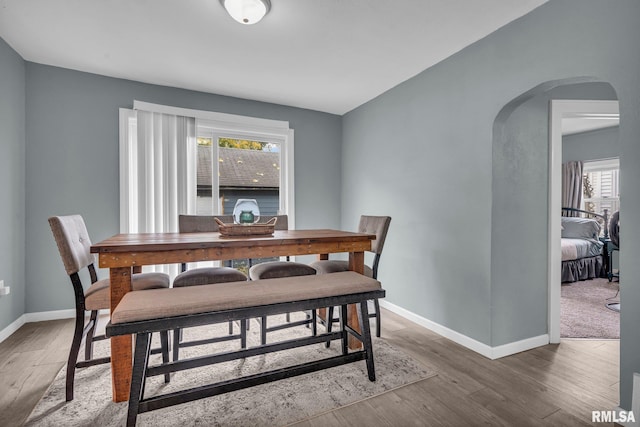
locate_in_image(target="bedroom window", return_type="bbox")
[583,158,619,217]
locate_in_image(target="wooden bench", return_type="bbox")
[106,271,385,426]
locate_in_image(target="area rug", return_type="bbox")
[26,313,435,426]
[561,278,620,339]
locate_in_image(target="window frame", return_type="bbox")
[582,157,619,217]
[131,100,295,228]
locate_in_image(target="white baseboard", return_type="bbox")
[0,309,110,344]
[4,301,549,360]
[379,300,549,359]
[0,314,26,343]
[24,309,76,323]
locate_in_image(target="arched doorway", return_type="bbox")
[491,77,619,344]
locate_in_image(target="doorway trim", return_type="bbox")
[548,99,619,343]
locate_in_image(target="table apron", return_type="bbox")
[97,241,371,268]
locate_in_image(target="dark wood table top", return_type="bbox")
[91,229,375,253]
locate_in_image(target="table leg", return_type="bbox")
[110,267,133,402]
[347,251,365,350]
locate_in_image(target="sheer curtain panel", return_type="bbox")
[562,160,583,215]
[119,109,197,277]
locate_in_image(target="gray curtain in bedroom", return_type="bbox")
[562,161,583,215]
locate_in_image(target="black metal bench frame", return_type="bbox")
[106,288,385,427]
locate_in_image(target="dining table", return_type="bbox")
[90,228,375,402]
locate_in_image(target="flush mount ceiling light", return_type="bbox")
[220,0,271,25]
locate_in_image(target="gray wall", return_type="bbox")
[0,38,26,331]
[563,126,620,163]
[25,63,342,314]
[342,0,640,409]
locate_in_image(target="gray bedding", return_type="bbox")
[561,238,604,261]
[560,216,605,282]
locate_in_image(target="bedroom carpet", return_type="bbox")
[561,278,620,339]
[25,313,434,427]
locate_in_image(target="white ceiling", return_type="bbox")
[0,0,547,115]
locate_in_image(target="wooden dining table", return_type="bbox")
[90,228,375,402]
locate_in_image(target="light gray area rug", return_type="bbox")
[561,278,620,339]
[26,313,434,426]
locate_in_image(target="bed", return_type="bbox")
[561,208,609,283]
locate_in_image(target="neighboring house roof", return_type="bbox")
[198,145,280,189]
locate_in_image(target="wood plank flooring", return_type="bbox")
[0,310,619,426]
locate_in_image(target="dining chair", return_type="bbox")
[310,215,391,337]
[48,215,171,401]
[248,215,318,345]
[172,214,249,360]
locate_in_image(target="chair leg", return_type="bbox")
[326,306,334,333]
[66,307,85,401]
[172,328,180,361]
[261,316,268,345]
[84,310,98,361]
[340,305,348,355]
[160,331,170,383]
[374,299,381,337]
[311,309,317,336]
[240,319,247,349]
[228,320,233,335]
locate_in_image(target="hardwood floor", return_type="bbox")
[0,310,619,426]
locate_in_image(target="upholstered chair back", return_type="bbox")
[48,215,95,276]
[358,216,391,256]
[178,215,234,232]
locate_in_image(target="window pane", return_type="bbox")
[217,138,280,217]
[583,159,620,229]
[196,137,214,215]
[195,135,282,271]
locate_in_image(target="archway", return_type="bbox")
[491,77,619,346]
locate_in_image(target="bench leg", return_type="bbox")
[356,301,376,381]
[127,332,152,427]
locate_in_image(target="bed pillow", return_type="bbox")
[561,217,601,239]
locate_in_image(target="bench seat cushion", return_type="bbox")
[111,271,380,325]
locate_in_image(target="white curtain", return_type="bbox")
[120,109,197,277]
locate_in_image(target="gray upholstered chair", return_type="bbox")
[310,215,391,337]
[248,215,318,344]
[172,215,249,360]
[48,215,171,401]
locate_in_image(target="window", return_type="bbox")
[583,158,619,218]
[195,131,284,218]
[195,130,288,273]
[121,101,295,231]
[120,102,295,275]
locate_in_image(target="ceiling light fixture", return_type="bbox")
[220,0,271,25]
